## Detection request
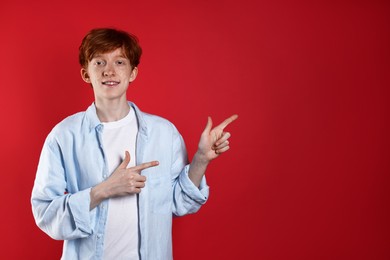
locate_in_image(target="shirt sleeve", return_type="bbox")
[171,128,210,216]
[31,134,96,240]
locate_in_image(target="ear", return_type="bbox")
[80,68,91,83]
[129,67,138,83]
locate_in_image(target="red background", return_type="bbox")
[1,0,389,259]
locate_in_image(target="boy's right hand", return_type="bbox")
[90,151,159,210]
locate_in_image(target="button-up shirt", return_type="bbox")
[31,102,209,260]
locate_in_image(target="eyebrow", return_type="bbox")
[92,54,128,59]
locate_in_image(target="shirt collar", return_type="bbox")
[85,101,148,137]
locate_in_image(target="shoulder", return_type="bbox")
[137,109,181,137]
[130,102,177,131]
[47,111,87,142]
[143,112,174,128]
[53,111,86,132]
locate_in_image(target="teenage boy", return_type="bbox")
[31,28,237,260]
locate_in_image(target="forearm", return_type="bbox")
[188,151,210,187]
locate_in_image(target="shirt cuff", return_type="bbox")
[68,188,94,235]
[179,164,210,204]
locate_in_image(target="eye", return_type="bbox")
[95,60,106,66]
[116,60,126,65]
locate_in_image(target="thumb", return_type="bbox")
[119,151,131,169]
[202,116,213,134]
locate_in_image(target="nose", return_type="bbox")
[103,64,115,77]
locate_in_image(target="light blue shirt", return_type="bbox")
[31,102,209,260]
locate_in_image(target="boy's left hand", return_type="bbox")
[196,114,238,162]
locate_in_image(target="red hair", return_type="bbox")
[79,28,142,69]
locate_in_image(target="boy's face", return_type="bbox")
[80,48,137,102]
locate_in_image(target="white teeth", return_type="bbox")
[103,81,118,85]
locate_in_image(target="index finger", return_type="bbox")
[217,114,238,130]
[133,161,159,172]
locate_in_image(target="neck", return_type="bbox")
[95,97,130,122]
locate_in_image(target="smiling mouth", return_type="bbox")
[102,81,120,86]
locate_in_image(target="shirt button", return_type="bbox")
[97,234,102,239]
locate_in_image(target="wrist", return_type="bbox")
[189,151,210,188]
[90,182,108,209]
[193,151,210,166]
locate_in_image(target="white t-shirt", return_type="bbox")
[101,108,139,260]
